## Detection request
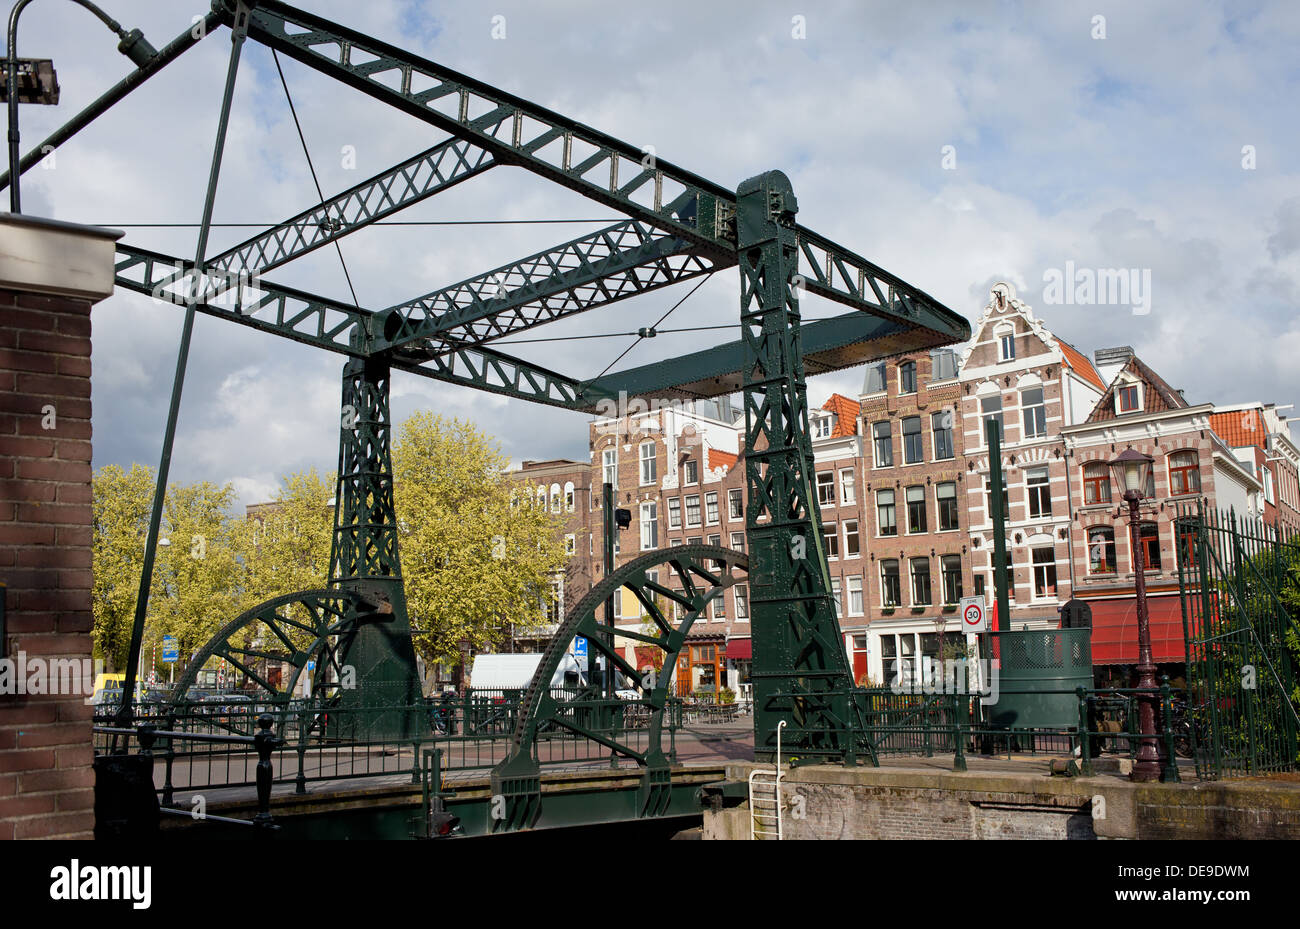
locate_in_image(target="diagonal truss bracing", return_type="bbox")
[237,1,968,346]
[375,219,722,353]
[208,137,494,276]
[113,244,612,412]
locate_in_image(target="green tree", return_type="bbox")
[92,464,156,670]
[392,412,569,666]
[244,468,335,604]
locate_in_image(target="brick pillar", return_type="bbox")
[0,214,120,839]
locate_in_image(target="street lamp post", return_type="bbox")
[1107,447,1161,782]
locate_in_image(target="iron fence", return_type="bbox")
[1177,504,1300,778]
[94,689,685,797]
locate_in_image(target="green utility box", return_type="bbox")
[986,628,1091,729]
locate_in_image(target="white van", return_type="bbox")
[468,653,587,691]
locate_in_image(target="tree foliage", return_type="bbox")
[392,411,569,666]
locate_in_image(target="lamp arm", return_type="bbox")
[7,0,139,212]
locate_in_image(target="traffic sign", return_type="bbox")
[162,634,179,663]
[573,637,587,658]
[960,595,988,633]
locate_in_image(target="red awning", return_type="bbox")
[725,638,751,660]
[1087,595,1187,664]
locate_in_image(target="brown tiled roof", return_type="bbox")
[1209,410,1265,449]
[1057,340,1107,391]
[1085,355,1188,422]
[821,393,860,438]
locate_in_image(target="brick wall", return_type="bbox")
[0,287,96,840]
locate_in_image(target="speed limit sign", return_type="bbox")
[960,595,988,632]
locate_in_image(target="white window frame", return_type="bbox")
[847,575,864,616]
[639,441,657,485]
[640,501,658,551]
[705,491,719,525]
[684,494,701,527]
[839,468,856,505]
[667,497,682,529]
[816,472,835,506]
[602,448,617,489]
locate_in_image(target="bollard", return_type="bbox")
[253,714,282,829]
[295,710,309,795]
[1076,687,1094,777]
[953,695,968,772]
[161,712,176,807]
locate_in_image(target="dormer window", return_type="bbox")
[812,413,833,439]
[1117,383,1140,414]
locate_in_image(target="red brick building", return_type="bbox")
[1061,349,1262,673]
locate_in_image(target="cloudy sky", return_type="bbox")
[15,0,1299,505]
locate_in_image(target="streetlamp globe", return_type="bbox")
[1107,447,1153,501]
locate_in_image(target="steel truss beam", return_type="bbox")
[375,219,719,353]
[112,244,614,411]
[236,1,968,346]
[209,137,494,276]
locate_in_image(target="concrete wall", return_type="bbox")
[704,762,1300,840]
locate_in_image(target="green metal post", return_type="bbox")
[953,694,968,772]
[116,11,250,726]
[603,481,618,767]
[987,419,1010,641]
[737,170,867,766]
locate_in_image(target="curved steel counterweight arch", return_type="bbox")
[490,545,747,829]
[165,588,374,733]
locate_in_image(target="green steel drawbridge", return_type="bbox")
[16,1,969,827]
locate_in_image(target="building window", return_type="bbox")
[1026,467,1052,518]
[974,576,985,598]
[816,472,835,506]
[730,530,745,552]
[899,361,917,394]
[844,520,860,558]
[711,589,726,619]
[735,585,748,620]
[877,489,897,536]
[872,421,893,467]
[812,412,833,439]
[880,560,901,607]
[685,494,701,527]
[708,533,721,548]
[683,459,698,484]
[564,481,575,512]
[984,476,1009,521]
[901,416,923,464]
[1031,547,1057,599]
[639,442,657,485]
[602,448,617,488]
[999,329,1016,361]
[550,483,562,513]
[1175,518,1197,569]
[864,361,887,394]
[1083,462,1111,505]
[906,485,927,533]
[705,491,719,525]
[937,482,959,531]
[830,578,842,617]
[728,488,743,519]
[640,501,658,550]
[1168,450,1200,496]
[1139,521,1161,570]
[981,395,1004,445]
[667,497,681,529]
[941,554,963,604]
[847,575,864,615]
[931,410,954,460]
[1117,384,1139,413]
[1021,387,1046,439]
[910,557,932,605]
[565,533,576,555]
[1088,525,1116,574]
[840,468,856,505]
[823,523,839,559]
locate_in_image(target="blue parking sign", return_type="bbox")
[573,637,587,658]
